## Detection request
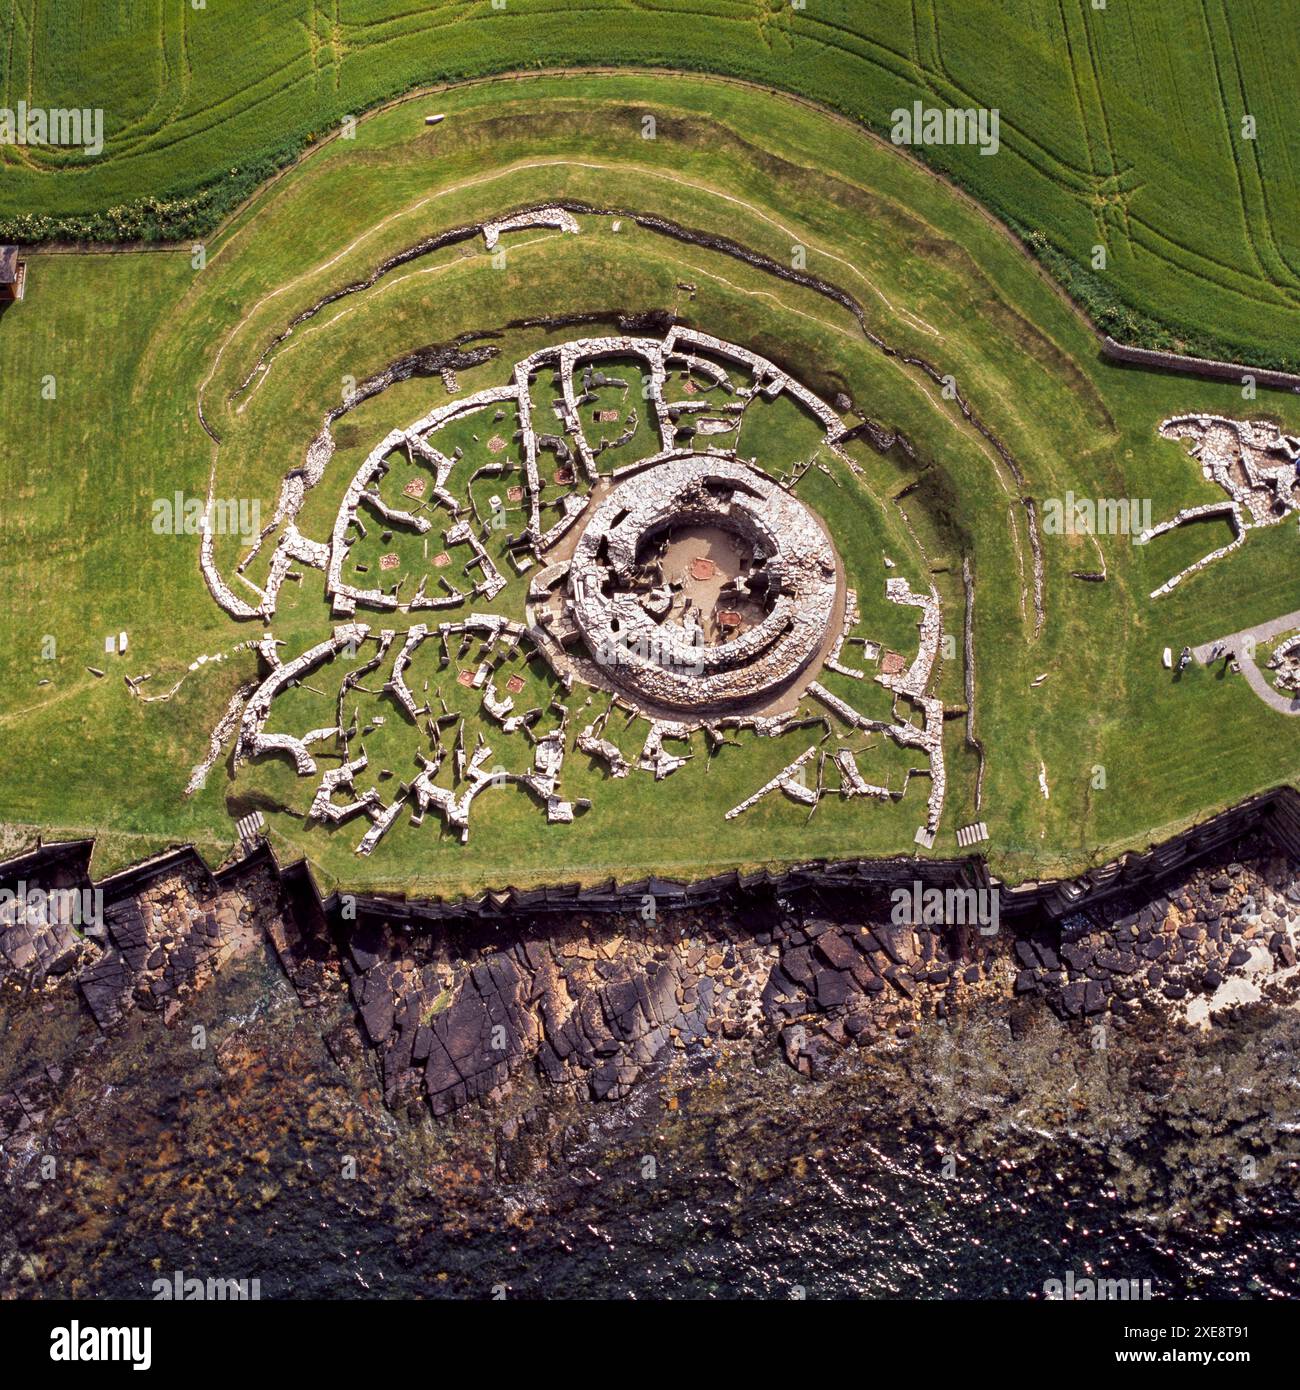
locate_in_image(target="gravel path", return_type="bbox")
[1192,608,1300,715]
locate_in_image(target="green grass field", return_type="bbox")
[2,1,1300,371]
[0,72,1297,896]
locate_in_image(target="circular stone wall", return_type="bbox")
[567,452,839,713]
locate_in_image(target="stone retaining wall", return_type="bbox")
[15,785,1300,944]
[1102,336,1300,393]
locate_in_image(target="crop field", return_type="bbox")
[2,1,1300,372]
[0,73,1297,897]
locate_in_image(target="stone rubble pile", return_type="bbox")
[1142,413,1300,597]
[802,575,946,833]
[1140,501,1244,598]
[1267,632,1300,694]
[307,754,382,826]
[638,719,695,780]
[833,748,890,799]
[235,624,366,774]
[1161,414,1300,528]
[481,205,579,250]
[825,587,866,678]
[576,723,631,777]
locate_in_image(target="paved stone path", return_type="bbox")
[1191,608,1300,715]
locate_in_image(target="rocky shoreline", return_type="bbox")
[2,824,1299,1129]
[2,818,1300,1297]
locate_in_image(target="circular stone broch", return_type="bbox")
[561,452,840,714]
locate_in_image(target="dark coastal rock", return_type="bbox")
[761,965,802,1016]
[600,978,643,1040]
[360,974,395,1045]
[423,953,528,1116]
[782,945,816,990]
[8,827,1298,1129]
[1034,940,1061,970]
[883,965,915,998]
[780,1023,831,1078]
[78,951,131,1029]
[347,920,386,972]
[1062,942,1092,972]
[1058,982,1087,1018]
[874,925,909,965]
[815,969,853,1008]
[815,931,859,972]
[1095,948,1140,975]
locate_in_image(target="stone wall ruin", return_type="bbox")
[196,321,947,855]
